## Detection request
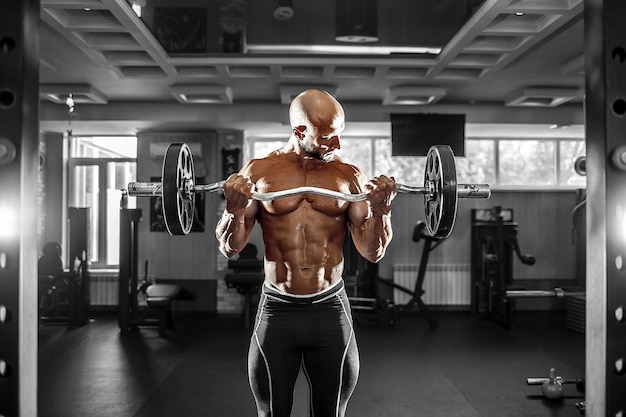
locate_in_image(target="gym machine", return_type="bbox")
[118,207,196,336]
[470,206,536,327]
[39,209,91,328]
[378,221,445,328]
[348,221,445,328]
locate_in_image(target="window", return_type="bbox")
[247,136,586,189]
[69,137,137,268]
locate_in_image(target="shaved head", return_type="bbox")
[289,89,345,132]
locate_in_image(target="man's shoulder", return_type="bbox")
[328,157,362,177]
[244,151,291,175]
[250,150,289,166]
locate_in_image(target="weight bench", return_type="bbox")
[145,283,196,336]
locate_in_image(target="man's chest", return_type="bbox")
[253,163,354,215]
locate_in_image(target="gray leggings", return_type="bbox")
[248,280,359,417]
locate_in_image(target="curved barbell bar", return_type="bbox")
[127,180,491,202]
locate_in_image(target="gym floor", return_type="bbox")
[38,309,584,417]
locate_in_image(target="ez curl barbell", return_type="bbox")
[127,143,491,237]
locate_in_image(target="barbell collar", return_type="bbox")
[457,184,491,199]
[127,182,162,196]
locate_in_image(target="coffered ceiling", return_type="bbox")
[38,0,586,137]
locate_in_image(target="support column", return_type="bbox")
[41,131,68,249]
[584,0,626,416]
[0,1,40,416]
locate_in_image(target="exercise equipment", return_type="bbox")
[127,143,491,237]
[223,244,265,329]
[574,156,586,176]
[37,241,88,328]
[118,208,196,336]
[541,368,565,399]
[348,220,445,328]
[506,287,585,299]
[470,207,536,328]
[378,220,445,328]
[527,367,585,400]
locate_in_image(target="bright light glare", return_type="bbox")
[132,4,142,17]
[92,137,137,158]
[616,204,626,244]
[0,204,18,239]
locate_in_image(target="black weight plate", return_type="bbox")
[423,145,458,238]
[162,143,195,235]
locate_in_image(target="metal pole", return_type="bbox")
[0,1,40,415]
[584,0,626,415]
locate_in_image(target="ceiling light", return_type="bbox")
[246,44,441,55]
[383,86,447,106]
[273,0,294,20]
[40,84,108,105]
[515,12,524,16]
[280,85,337,104]
[505,88,580,107]
[130,0,145,17]
[66,94,75,113]
[169,85,233,104]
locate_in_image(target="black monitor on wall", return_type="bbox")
[390,113,466,156]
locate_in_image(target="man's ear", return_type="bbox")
[293,125,306,139]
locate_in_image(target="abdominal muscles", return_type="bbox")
[260,196,348,294]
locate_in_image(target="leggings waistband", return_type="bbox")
[262,279,345,304]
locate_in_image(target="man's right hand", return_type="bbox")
[222,174,255,214]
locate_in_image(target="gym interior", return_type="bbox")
[1,1,624,416]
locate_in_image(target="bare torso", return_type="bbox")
[245,151,365,295]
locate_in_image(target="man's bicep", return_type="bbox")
[347,201,369,234]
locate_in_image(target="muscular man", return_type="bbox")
[216,89,396,417]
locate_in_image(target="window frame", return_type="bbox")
[69,157,136,268]
[246,135,586,191]
[68,136,137,269]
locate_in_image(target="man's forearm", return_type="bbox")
[352,211,393,263]
[216,210,250,258]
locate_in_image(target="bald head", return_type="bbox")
[289,89,345,133]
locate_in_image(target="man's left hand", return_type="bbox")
[364,175,397,213]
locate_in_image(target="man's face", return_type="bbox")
[299,117,345,161]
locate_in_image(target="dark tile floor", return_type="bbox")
[38,309,585,417]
